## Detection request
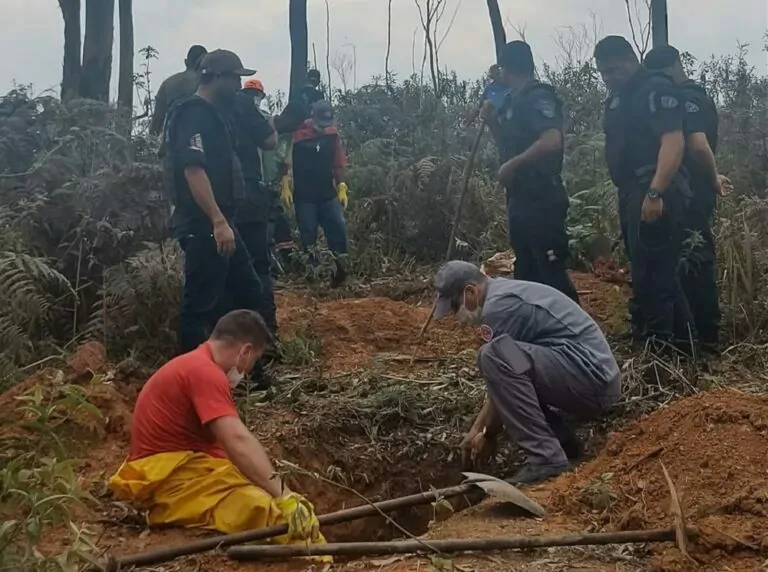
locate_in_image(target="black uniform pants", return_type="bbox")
[177,228,264,353]
[272,204,294,245]
[679,192,720,345]
[619,185,693,343]
[507,195,580,304]
[238,220,277,334]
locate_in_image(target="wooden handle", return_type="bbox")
[227,527,699,561]
[104,483,477,570]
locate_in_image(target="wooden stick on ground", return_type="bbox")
[416,124,486,343]
[661,462,696,564]
[103,483,479,571]
[227,527,699,561]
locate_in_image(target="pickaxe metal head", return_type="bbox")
[462,471,547,518]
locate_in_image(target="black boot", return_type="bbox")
[506,462,571,486]
[543,407,584,461]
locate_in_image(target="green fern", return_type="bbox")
[89,240,182,360]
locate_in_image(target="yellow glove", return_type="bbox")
[280,175,293,209]
[336,182,349,209]
[274,492,321,543]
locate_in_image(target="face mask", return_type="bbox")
[226,348,250,388]
[227,366,244,389]
[253,96,264,108]
[456,291,482,325]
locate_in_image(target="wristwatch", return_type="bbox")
[646,188,662,200]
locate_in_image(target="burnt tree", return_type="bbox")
[81,0,115,101]
[117,0,134,127]
[288,0,309,103]
[485,0,506,59]
[58,0,81,101]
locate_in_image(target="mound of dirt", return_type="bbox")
[277,271,628,374]
[375,391,768,572]
[278,292,478,373]
[545,389,768,570]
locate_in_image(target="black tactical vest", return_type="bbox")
[160,96,245,210]
[602,69,685,188]
[497,82,564,182]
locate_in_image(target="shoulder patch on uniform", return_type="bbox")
[660,95,679,109]
[189,133,204,152]
[480,324,493,343]
[609,96,621,110]
[534,98,556,118]
[684,101,699,113]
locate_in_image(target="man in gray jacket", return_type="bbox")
[434,261,621,485]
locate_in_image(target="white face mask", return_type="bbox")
[226,348,250,389]
[456,291,482,325]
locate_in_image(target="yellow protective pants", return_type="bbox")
[108,451,327,548]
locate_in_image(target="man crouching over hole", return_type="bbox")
[109,309,327,550]
[434,261,621,485]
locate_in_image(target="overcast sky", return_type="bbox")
[2,0,766,99]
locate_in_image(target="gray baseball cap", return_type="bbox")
[434,261,485,319]
[312,99,335,128]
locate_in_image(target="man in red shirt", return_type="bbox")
[110,310,326,546]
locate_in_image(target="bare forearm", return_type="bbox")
[226,433,283,497]
[650,132,684,192]
[689,137,719,186]
[510,131,561,170]
[470,399,502,434]
[185,166,226,224]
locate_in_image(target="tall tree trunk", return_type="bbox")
[650,0,668,48]
[288,0,309,103]
[58,0,81,101]
[117,0,134,132]
[485,0,506,59]
[81,0,115,101]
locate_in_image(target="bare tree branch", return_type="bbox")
[505,17,528,42]
[436,0,463,54]
[624,0,652,59]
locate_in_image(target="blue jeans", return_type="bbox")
[294,198,348,255]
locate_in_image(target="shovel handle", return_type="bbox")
[105,483,478,570]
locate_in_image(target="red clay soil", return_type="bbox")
[547,389,768,571]
[377,390,768,572]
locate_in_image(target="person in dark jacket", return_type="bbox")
[283,100,350,288]
[483,41,579,303]
[223,79,278,334]
[595,36,693,350]
[644,45,731,353]
[151,45,207,136]
[161,49,265,372]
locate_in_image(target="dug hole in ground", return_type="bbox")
[1,269,766,572]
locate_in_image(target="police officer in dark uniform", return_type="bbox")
[161,49,265,356]
[595,36,694,348]
[225,80,278,335]
[484,41,579,303]
[644,45,723,352]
